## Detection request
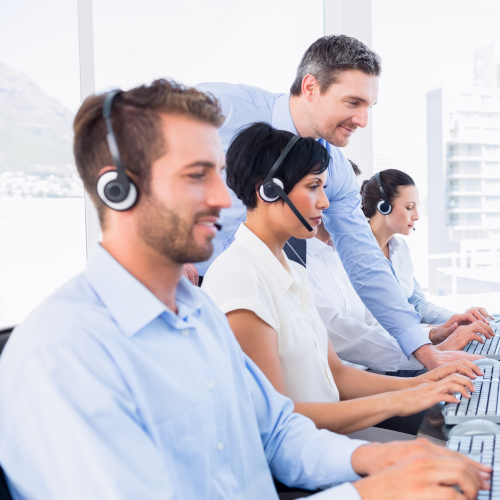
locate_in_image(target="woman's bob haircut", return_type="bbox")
[226,122,330,210]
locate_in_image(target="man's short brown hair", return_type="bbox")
[73,79,224,225]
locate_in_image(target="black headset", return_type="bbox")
[96,90,139,211]
[258,135,313,232]
[375,171,392,215]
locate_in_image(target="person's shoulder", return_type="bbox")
[203,242,260,292]
[195,82,278,107]
[1,272,117,369]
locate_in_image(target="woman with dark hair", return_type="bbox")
[202,123,480,436]
[361,169,494,347]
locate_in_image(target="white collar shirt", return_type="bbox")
[306,238,423,372]
[203,224,340,404]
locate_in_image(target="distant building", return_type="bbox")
[427,44,500,295]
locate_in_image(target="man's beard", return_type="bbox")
[312,116,357,147]
[136,194,216,264]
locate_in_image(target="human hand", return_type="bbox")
[413,344,484,370]
[413,360,482,385]
[351,438,491,478]
[181,263,199,286]
[436,321,494,352]
[429,322,459,344]
[443,310,491,327]
[465,307,494,322]
[392,374,475,417]
[354,453,489,500]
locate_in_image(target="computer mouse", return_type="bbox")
[449,419,500,437]
[472,358,500,368]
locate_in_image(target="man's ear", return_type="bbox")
[301,74,320,102]
[97,166,116,178]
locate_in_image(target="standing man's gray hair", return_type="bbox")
[290,35,382,96]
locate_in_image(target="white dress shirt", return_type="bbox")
[306,238,423,372]
[388,237,456,325]
[203,224,340,404]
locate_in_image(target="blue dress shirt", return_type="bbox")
[388,236,455,325]
[0,245,367,500]
[195,82,429,357]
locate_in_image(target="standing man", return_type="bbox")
[197,35,480,369]
[0,79,488,500]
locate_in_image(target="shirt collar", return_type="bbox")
[387,236,400,261]
[234,224,294,295]
[306,237,332,257]
[84,245,203,337]
[272,93,298,134]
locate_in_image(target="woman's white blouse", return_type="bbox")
[306,237,423,372]
[202,224,340,404]
[388,236,455,325]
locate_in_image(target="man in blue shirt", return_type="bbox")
[197,35,484,370]
[0,79,487,500]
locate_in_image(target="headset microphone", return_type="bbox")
[258,135,313,232]
[215,222,222,231]
[96,89,139,211]
[375,171,392,215]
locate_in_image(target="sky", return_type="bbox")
[371,0,500,201]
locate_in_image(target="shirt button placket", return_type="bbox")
[181,328,189,337]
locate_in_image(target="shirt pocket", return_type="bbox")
[152,401,210,492]
[153,401,207,452]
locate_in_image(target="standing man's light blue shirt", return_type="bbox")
[0,244,367,500]
[196,82,429,357]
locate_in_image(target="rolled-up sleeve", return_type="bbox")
[322,152,430,357]
[244,354,368,490]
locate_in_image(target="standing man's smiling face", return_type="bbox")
[307,69,379,147]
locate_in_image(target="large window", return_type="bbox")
[0,0,86,328]
[92,0,324,95]
[372,0,500,311]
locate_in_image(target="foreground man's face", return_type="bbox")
[136,114,231,263]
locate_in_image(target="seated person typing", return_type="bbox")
[0,80,489,500]
[202,122,483,436]
[307,163,492,373]
[361,169,494,348]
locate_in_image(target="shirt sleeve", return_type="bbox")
[3,341,174,500]
[408,277,455,325]
[310,279,423,372]
[202,258,279,331]
[322,151,430,357]
[243,353,368,490]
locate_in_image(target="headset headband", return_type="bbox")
[102,90,130,196]
[262,134,302,186]
[375,171,390,206]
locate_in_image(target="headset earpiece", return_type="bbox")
[375,172,392,216]
[96,170,138,211]
[97,89,139,212]
[377,199,392,215]
[259,178,284,203]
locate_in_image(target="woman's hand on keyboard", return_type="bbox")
[413,360,483,384]
[465,306,494,323]
[391,373,475,417]
[435,321,494,351]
